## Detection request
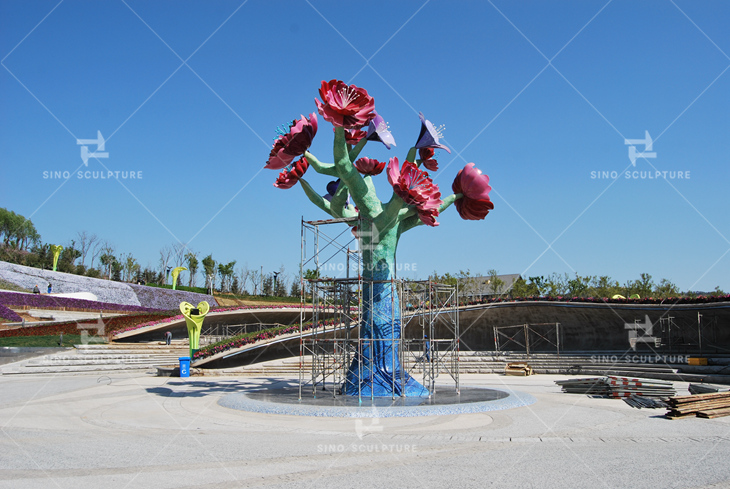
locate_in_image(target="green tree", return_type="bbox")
[567,274,593,297]
[653,278,679,298]
[58,243,81,273]
[625,273,654,298]
[185,252,199,287]
[0,208,40,251]
[262,274,273,296]
[202,254,216,291]
[290,278,301,298]
[544,273,569,296]
[274,266,288,297]
[590,275,621,298]
[303,268,319,298]
[487,269,504,296]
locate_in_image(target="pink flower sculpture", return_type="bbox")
[387,157,443,226]
[338,128,367,145]
[452,163,494,220]
[316,79,376,129]
[354,157,386,176]
[419,147,438,172]
[274,157,309,189]
[266,113,318,170]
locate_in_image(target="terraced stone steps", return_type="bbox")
[0,342,189,376]
[198,352,730,384]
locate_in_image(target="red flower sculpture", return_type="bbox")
[274,157,309,189]
[354,157,386,176]
[265,113,318,170]
[336,127,367,145]
[316,79,375,129]
[452,163,494,220]
[387,157,443,226]
[419,148,438,172]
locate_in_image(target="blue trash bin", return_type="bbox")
[179,357,190,378]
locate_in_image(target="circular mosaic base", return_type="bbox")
[219,385,536,418]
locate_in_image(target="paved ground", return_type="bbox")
[1,373,729,489]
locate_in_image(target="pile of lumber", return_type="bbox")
[505,362,533,376]
[556,376,675,399]
[665,391,730,419]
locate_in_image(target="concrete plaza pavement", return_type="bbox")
[1,372,729,489]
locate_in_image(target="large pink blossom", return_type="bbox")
[354,157,386,176]
[265,113,317,170]
[274,158,309,189]
[316,80,376,129]
[387,157,443,226]
[452,163,493,220]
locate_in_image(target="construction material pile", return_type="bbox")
[665,391,730,419]
[688,383,730,395]
[555,377,608,395]
[505,362,533,376]
[623,394,669,409]
[556,376,676,399]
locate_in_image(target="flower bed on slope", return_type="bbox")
[192,319,335,362]
[127,283,218,310]
[112,304,317,335]
[0,304,22,322]
[0,312,171,338]
[0,291,162,313]
[402,294,730,311]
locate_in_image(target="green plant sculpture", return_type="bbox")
[50,245,63,272]
[180,301,209,358]
[171,266,187,290]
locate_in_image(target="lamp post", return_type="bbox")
[273,271,281,297]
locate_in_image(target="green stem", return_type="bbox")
[333,127,382,219]
[348,138,368,162]
[440,193,460,213]
[375,193,405,234]
[304,151,337,176]
[330,180,357,218]
[398,193,461,235]
[405,147,417,163]
[299,178,332,216]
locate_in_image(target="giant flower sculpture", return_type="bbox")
[265,79,494,397]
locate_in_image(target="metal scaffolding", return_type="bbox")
[658,314,718,352]
[298,217,460,399]
[493,323,561,356]
[400,280,460,394]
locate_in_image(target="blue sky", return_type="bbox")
[1,0,728,292]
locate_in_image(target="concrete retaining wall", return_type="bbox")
[421,301,730,353]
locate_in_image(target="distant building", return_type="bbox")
[460,274,522,299]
